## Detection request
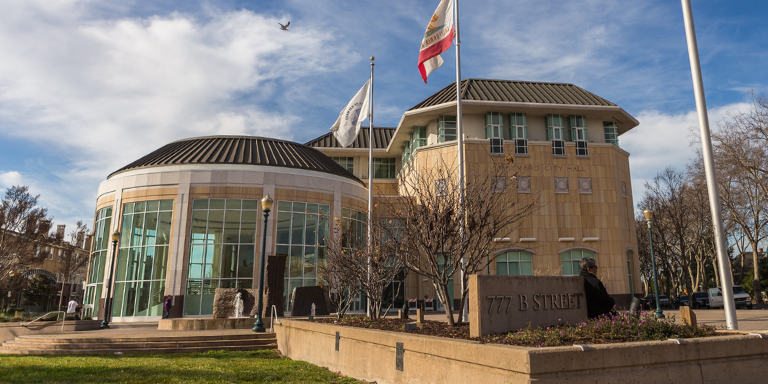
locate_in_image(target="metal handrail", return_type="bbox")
[269,305,281,332]
[22,311,67,332]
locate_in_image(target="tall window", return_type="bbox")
[113,200,174,318]
[438,115,457,143]
[570,115,588,156]
[486,112,504,154]
[410,126,427,150]
[547,114,565,155]
[604,121,619,146]
[373,158,396,179]
[275,201,330,311]
[84,206,112,319]
[402,141,411,164]
[496,251,533,275]
[508,113,528,155]
[340,208,367,312]
[185,199,257,316]
[561,249,595,276]
[437,254,454,310]
[331,157,354,174]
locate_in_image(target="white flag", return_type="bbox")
[330,80,370,148]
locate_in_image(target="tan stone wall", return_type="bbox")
[276,319,768,384]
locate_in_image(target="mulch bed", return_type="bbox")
[313,317,471,340]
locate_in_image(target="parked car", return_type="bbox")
[708,286,753,309]
[642,294,670,309]
[691,291,709,309]
[674,295,689,308]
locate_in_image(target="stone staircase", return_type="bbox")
[0,332,277,355]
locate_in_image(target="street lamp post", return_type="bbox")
[643,209,665,319]
[100,231,121,329]
[253,195,273,333]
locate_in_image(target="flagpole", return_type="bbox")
[681,0,737,330]
[453,0,468,323]
[367,57,375,318]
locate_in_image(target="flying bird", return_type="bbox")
[279,21,290,31]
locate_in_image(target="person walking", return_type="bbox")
[579,257,615,318]
[67,298,79,320]
[162,295,172,319]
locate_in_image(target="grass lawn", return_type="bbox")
[0,350,363,383]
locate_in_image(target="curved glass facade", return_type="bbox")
[112,200,173,318]
[275,201,330,310]
[84,206,112,318]
[184,199,258,316]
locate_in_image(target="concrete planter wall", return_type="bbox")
[275,319,768,384]
[0,320,101,342]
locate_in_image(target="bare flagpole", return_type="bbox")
[681,0,737,330]
[453,0,468,323]
[367,57,375,318]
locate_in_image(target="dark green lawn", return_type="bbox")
[0,350,362,383]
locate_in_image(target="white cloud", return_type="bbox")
[0,171,24,188]
[623,102,751,211]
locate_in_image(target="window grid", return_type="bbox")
[508,113,528,155]
[114,200,174,318]
[410,126,427,150]
[331,157,354,173]
[547,114,566,155]
[561,249,595,276]
[438,115,457,143]
[275,201,330,311]
[570,115,588,156]
[184,198,258,316]
[373,158,396,179]
[486,112,504,154]
[84,206,113,318]
[402,141,411,164]
[604,122,619,146]
[496,251,533,276]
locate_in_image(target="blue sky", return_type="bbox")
[0,0,766,234]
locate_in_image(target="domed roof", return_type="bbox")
[109,135,362,184]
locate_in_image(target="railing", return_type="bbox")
[22,311,67,332]
[269,305,281,332]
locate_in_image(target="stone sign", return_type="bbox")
[469,275,587,338]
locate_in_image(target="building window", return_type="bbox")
[547,114,565,155]
[438,115,457,143]
[508,113,528,155]
[561,249,595,276]
[373,158,396,179]
[402,141,411,164]
[604,121,619,146]
[85,206,113,318]
[570,115,588,156]
[410,126,427,150]
[486,112,504,154]
[496,251,533,276]
[184,199,256,316]
[331,157,354,174]
[275,201,330,312]
[437,254,454,310]
[57,249,61,262]
[435,179,448,197]
[114,200,174,318]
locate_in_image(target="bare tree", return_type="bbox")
[0,186,52,292]
[56,221,90,309]
[380,154,539,326]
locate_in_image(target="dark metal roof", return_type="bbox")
[409,79,617,110]
[109,136,363,184]
[305,127,395,149]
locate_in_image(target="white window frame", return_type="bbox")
[570,115,588,156]
[547,114,566,156]
[604,121,619,146]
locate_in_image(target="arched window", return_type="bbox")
[496,251,533,276]
[561,249,595,276]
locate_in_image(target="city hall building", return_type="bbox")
[85,79,641,321]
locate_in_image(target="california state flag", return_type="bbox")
[418,0,455,83]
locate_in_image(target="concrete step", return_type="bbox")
[0,332,276,355]
[0,344,276,355]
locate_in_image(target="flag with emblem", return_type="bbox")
[330,80,371,148]
[418,0,455,83]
